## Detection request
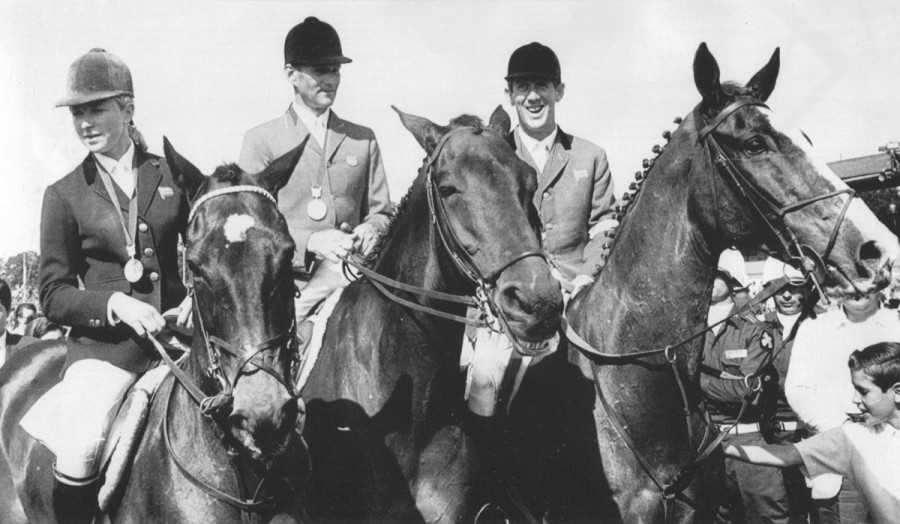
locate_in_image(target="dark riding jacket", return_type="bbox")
[39,148,188,373]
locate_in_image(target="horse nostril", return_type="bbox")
[229,412,250,432]
[859,240,882,264]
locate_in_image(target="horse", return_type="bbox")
[295,107,563,522]
[0,140,312,523]
[503,42,900,523]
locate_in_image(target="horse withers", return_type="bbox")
[297,107,562,522]
[0,141,311,523]
[520,43,899,523]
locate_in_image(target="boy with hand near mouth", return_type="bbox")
[725,341,900,524]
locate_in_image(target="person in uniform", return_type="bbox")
[0,279,37,366]
[759,258,817,522]
[238,16,392,320]
[700,254,788,523]
[20,49,190,523]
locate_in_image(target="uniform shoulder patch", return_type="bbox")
[761,331,774,350]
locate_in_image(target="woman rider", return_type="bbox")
[20,48,190,522]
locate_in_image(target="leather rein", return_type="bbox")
[342,124,546,350]
[561,97,857,517]
[151,184,302,514]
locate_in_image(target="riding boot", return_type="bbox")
[52,475,98,524]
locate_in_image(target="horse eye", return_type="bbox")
[743,137,768,156]
[438,185,458,198]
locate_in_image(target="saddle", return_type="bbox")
[97,324,191,511]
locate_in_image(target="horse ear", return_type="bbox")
[745,47,780,102]
[392,105,447,155]
[693,42,725,109]
[489,105,511,135]
[163,137,205,201]
[254,136,308,196]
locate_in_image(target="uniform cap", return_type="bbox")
[761,257,806,286]
[716,248,749,289]
[505,42,561,82]
[284,17,352,66]
[56,49,133,107]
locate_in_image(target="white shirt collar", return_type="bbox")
[517,126,558,155]
[94,140,135,177]
[292,102,330,146]
[94,141,136,196]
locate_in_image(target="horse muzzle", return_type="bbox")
[228,373,299,462]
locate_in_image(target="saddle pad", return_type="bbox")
[294,287,345,394]
[97,362,173,510]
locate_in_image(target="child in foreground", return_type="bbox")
[724,341,900,524]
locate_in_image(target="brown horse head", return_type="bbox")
[164,138,305,463]
[692,42,898,296]
[393,106,562,353]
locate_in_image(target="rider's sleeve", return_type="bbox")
[580,148,616,277]
[361,136,392,234]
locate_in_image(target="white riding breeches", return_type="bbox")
[20,359,137,479]
[294,259,353,322]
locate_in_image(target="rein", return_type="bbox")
[343,125,546,349]
[150,184,302,515]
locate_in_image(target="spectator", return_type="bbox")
[0,279,37,367]
[29,315,67,340]
[700,252,786,522]
[10,302,37,336]
[238,16,391,322]
[759,258,818,521]
[786,290,900,523]
[726,341,900,524]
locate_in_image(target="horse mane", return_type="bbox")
[361,114,485,266]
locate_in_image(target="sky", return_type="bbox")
[1,0,899,258]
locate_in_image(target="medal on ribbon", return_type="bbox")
[307,186,327,221]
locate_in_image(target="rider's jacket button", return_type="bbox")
[149,271,160,282]
[143,248,155,258]
[543,191,551,199]
[138,222,149,233]
[89,318,100,327]
[545,223,555,230]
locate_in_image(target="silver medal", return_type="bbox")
[124,258,144,283]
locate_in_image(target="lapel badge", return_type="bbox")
[574,169,589,180]
[158,186,175,199]
[345,155,358,167]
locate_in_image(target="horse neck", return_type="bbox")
[375,178,474,303]
[576,115,720,358]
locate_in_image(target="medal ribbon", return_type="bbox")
[308,108,329,205]
[96,156,139,260]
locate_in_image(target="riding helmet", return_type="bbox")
[284,17,352,66]
[505,42,561,83]
[56,49,133,107]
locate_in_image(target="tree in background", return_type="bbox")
[0,250,41,313]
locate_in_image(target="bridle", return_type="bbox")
[697,97,855,299]
[562,97,857,519]
[343,124,546,353]
[151,183,302,513]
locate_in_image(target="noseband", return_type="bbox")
[343,125,546,352]
[697,97,855,297]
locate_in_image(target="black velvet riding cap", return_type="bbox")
[284,17,352,66]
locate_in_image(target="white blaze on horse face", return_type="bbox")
[223,214,256,244]
[763,109,899,265]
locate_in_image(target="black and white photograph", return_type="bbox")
[1,1,899,522]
